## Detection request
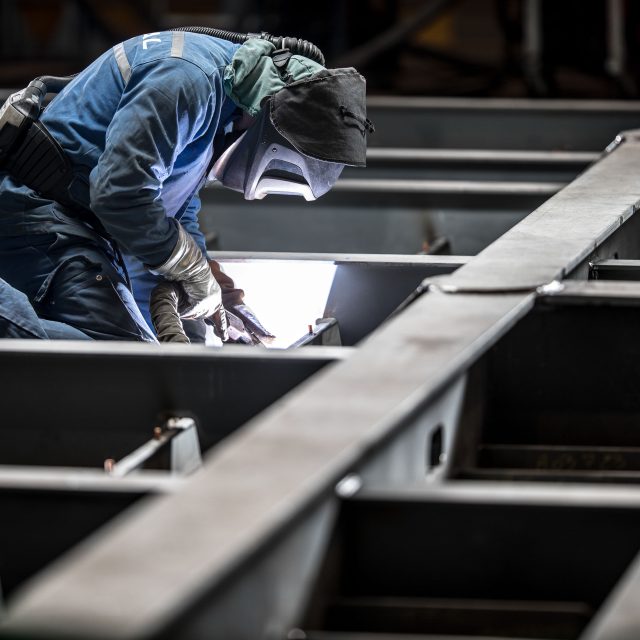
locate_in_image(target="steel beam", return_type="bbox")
[0,342,348,466]
[347,147,597,183]
[366,97,640,150]
[0,468,180,599]
[437,133,640,291]
[445,281,640,484]
[0,291,533,640]
[590,258,640,281]
[297,486,640,639]
[199,184,542,255]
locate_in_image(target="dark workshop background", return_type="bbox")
[0,0,638,98]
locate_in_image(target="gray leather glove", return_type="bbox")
[149,282,190,343]
[208,259,275,345]
[150,281,229,343]
[148,222,224,323]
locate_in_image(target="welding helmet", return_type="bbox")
[210,68,372,201]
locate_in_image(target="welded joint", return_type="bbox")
[426,279,538,295]
[165,416,197,432]
[535,280,565,296]
[335,473,362,498]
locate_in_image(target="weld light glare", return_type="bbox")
[218,260,337,349]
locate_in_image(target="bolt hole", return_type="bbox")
[427,424,444,473]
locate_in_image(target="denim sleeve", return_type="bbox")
[178,193,207,255]
[90,59,216,267]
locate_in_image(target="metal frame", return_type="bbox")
[5,123,640,638]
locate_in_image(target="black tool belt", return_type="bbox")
[2,124,109,238]
[3,118,73,201]
[0,76,108,236]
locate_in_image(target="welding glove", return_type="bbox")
[149,223,228,341]
[209,259,275,344]
[149,281,190,343]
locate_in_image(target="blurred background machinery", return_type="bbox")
[2,0,640,97]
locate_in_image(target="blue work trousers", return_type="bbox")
[0,228,157,342]
[0,277,90,339]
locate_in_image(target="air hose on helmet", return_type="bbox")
[0,26,323,169]
[172,26,325,66]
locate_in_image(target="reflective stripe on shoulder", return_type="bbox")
[113,42,131,83]
[170,31,185,58]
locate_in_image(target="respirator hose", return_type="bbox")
[22,75,77,109]
[173,26,325,66]
[32,75,76,94]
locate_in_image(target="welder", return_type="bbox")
[0,28,371,343]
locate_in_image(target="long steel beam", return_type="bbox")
[199,184,544,255]
[0,342,348,464]
[0,468,180,600]
[347,147,596,183]
[366,96,640,150]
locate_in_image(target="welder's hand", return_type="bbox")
[208,259,275,344]
[149,223,226,329]
[149,282,191,343]
[226,303,275,344]
[207,307,229,342]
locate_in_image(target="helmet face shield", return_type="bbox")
[210,67,370,201]
[209,105,344,201]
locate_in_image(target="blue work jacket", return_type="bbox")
[0,30,240,323]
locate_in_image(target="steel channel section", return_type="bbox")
[443,281,640,484]
[214,253,467,346]
[346,147,596,183]
[590,259,640,281]
[0,468,180,601]
[299,485,640,639]
[5,130,640,637]
[199,184,543,255]
[438,132,640,292]
[366,96,640,150]
[216,253,466,346]
[1,91,638,151]
[0,342,349,468]
[0,254,456,468]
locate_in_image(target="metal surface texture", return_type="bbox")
[366,96,640,150]
[350,147,597,183]
[199,184,540,255]
[0,467,180,600]
[0,290,533,640]
[437,131,640,291]
[0,342,349,466]
[5,103,640,639]
[445,282,640,484]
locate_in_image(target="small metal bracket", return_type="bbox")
[105,417,202,478]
